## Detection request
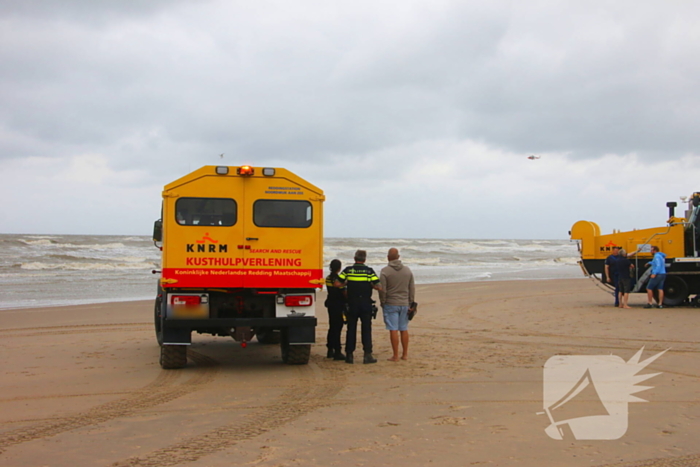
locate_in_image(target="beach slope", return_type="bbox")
[1,279,699,467]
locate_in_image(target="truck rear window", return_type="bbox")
[176,198,237,226]
[253,200,312,228]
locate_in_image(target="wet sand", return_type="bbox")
[1,278,699,467]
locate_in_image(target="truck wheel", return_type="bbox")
[257,328,281,345]
[160,345,187,369]
[664,276,689,307]
[284,344,311,365]
[281,341,289,363]
[280,330,289,363]
[154,298,164,346]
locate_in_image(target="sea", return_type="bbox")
[0,234,582,310]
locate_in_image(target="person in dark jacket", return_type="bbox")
[324,259,346,361]
[604,246,621,306]
[615,249,634,309]
[336,249,382,364]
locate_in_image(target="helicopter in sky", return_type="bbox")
[527,155,541,160]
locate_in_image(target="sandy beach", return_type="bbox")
[1,278,699,467]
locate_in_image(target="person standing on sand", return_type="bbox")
[604,246,621,306]
[615,249,634,309]
[336,250,382,364]
[379,248,416,362]
[645,245,667,309]
[324,259,346,361]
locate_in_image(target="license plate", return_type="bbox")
[170,304,209,319]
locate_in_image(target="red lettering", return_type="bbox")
[181,257,304,269]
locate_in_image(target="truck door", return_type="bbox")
[161,174,246,288]
[240,176,323,289]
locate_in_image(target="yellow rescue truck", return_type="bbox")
[570,193,700,307]
[152,165,325,368]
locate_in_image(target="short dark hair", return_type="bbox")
[354,249,367,262]
[651,245,659,253]
[330,259,341,272]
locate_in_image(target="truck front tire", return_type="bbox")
[154,298,164,346]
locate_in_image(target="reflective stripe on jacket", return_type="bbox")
[338,263,379,304]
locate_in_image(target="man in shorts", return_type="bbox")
[615,249,634,309]
[645,245,667,308]
[379,248,416,362]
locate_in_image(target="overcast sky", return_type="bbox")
[1,1,699,239]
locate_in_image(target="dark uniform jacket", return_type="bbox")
[325,272,346,306]
[338,263,380,305]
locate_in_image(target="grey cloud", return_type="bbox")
[0,0,197,23]
[1,0,700,177]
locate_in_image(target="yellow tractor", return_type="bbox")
[570,193,700,307]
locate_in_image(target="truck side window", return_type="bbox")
[176,198,237,226]
[253,200,312,228]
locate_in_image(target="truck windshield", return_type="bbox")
[254,200,312,228]
[176,198,237,226]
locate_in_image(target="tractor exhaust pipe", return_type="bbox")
[667,201,677,219]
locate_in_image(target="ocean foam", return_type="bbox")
[20,261,157,271]
[2,234,582,309]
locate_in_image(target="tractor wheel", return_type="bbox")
[160,345,187,369]
[663,275,689,307]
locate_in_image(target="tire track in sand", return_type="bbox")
[112,355,346,467]
[0,323,151,333]
[0,350,218,453]
[0,323,152,339]
[600,454,700,467]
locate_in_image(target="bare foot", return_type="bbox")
[622,306,631,309]
[401,356,408,361]
[387,356,399,362]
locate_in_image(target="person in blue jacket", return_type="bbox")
[645,246,667,308]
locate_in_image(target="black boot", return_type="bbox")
[333,350,346,361]
[363,352,377,364]
[345,352,353,364]
[326,348,334,358]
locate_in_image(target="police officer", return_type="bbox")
[324,259,346,361]
[336,249,382,364]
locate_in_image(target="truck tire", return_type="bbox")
[154,298,164,346]
[160,345,187,369]
[256,328,281,345]
[664,275,689,307]
[283,344,311,365]
[281,341,289,363]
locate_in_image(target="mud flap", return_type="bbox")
[163,326,192,345]
[287,325,315,345]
